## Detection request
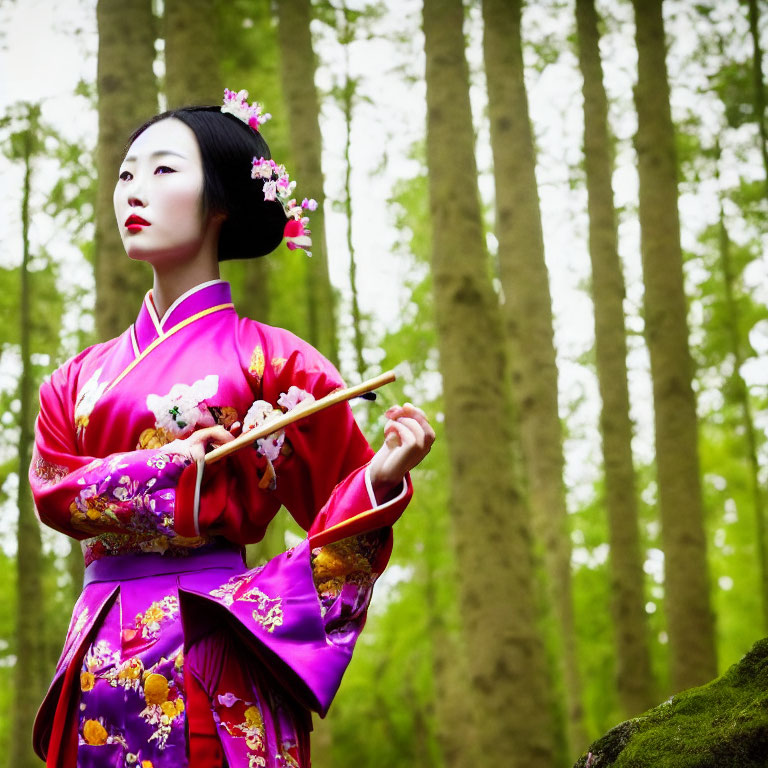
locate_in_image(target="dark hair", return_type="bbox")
[126,106,288,260]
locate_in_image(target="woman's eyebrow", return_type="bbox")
[123,149,187,162]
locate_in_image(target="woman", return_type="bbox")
[29,89,434,768]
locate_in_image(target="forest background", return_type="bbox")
[1,0,768,766]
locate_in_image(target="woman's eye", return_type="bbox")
[118,170,132,181]
[155,166,175,175]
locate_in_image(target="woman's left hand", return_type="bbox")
[369,402,436,496]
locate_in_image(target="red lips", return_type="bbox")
[125,214,150,230]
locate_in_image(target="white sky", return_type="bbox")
[1,0,767,555]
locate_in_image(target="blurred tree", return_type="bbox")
[95,0,158,339]
[276,0,339,367]
[482,0,586,753]
[574,0,655,717]
[7,103,46,768]
[323,0,380,382]
[164,0,222,107]
[631,0,717,691]
[424,0,556,764]
[0,99,83,767]
[746,0,768,197]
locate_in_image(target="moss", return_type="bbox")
[573,638,768,767]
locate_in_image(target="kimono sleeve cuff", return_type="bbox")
[175,458,205,537]
[308,469,412,549]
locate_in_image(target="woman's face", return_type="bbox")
[114,118,211,266]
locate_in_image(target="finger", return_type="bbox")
[394,416,427,450]
[400,404,435,443]
[386,418,417,452]
[202,425,236,445]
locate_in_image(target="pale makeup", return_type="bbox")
[113,118,217,270]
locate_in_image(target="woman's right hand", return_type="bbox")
[165,424,239,463]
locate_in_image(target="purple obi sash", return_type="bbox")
[83,543,246,586]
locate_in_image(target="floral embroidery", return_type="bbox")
[139,672,185,749]
[311,536,377,597]
[208,405,240,430]
[243,400,285,462]
[84,640,120,674]
[145,374,218,438]
[279,742,302,767]
[83,532,210,566]
[69,453,187,537]
[250,588,284,633]
[214,693,266,753]
[136,425,175,449]
[82,717,108,746]
[105,657,144,692]
[277,386,314,412]
[311,533,387,622]
[207,575,283,632]
[249,344,265,382]
[32,452,68,486]
[72,606,90,635]
[135,596,179,640]
[74,367,107,436]
[209,577,244,607]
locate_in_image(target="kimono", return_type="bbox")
[29,279,412,768]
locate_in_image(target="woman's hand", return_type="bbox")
[369,403,435,498]
[165,424,239,463]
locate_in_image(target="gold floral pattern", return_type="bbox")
[311,536,377,597]
[250,588,284,633]
[208,576,283,633]
[32,453,68,486]
[135,596,179,640]
[249,344,265,382]
[73,605,90,635]
[83,718,108,746]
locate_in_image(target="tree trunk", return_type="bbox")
[338,9,365,382]
[482,0,587,752]
[95,0,158,340]
[714,146,768,632]
[164,0,221,108]
[423,0,556,764]
[747,0,768,200]
[423,525,476,768]
[275,0,339,368]
[575,0,656,717]
[11,109,46,768]
[631,0,717,691]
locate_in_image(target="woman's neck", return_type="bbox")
[151,260,221,320]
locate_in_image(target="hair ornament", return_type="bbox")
[222,87,318,256]
[251,157,317,256]
[221,88,271,131]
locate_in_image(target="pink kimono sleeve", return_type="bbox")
[30,361,192,540]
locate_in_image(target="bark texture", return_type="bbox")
[575,0,655,717]
[95,0,158,340]
[631,0,717,690]
[12,112,46,768]
[275,0,339,367]
[714,162,768,632]
[164,0,221,108]
[482,0,586,752]
[423,0,555,763]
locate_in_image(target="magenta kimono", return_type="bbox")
[29,280,412,768]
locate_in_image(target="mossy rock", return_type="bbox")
[573,637,768,767]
